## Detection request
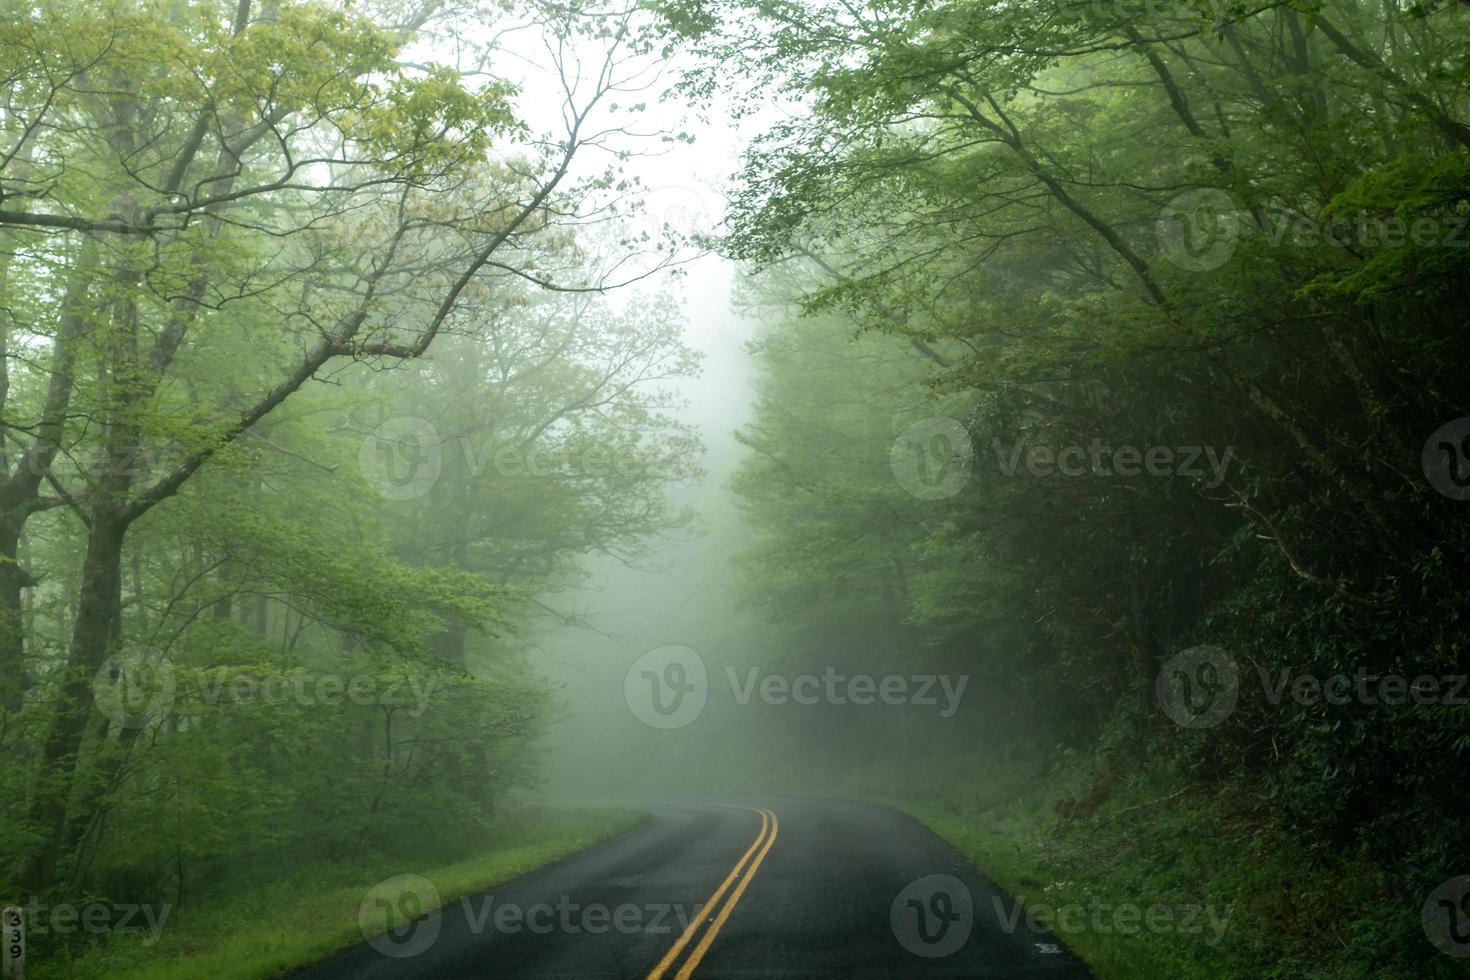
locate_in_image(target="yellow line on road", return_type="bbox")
[645,807,772,980]
[673,807,779,980]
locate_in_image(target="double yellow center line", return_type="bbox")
[645,806,779,980]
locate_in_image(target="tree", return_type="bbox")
[703,2,1470,969]
[4,0,673,894]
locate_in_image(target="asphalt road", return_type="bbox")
[289,797,1094,979]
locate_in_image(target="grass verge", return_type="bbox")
[28,806,648,980]
[894,763,1443,980]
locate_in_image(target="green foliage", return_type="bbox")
[26,807,647,980]
[707,0,1470,975]
[0,0,696,966]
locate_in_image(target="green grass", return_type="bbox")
[29,807,648,980]
[895,769,1446,980]
[906,786,1256,979]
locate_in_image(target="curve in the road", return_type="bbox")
[646,805,777,980]
[288,797,1094,979]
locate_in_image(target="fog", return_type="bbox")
[531,251,768,800]
[2,1,1467,978]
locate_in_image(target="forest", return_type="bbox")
[0,0,1467,978]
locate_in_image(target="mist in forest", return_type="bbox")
[531,254,768,801]
[1,1,1468,978]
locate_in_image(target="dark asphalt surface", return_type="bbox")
[288,797,1094,979]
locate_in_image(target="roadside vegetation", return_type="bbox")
[0,0,695,973]
[28,807,645,980]
[3,0,1466,977]
[656,0,1470,976]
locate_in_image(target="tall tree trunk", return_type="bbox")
[0,240,97,709]
[0,522,30,712]
[16,511,128,895]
